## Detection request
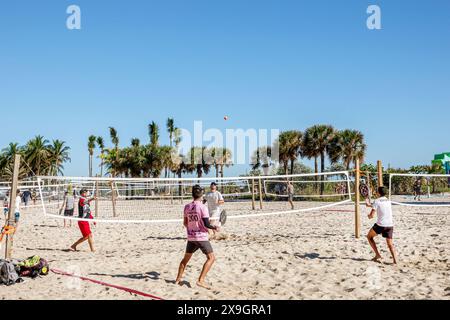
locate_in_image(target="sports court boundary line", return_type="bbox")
[51,268,164,300]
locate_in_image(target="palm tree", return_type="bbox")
[148,121,160,147]
[159,145,175,179]
[48,140,71,176]
[251,146,273,175]
[24,135,50,176]
[165,118,177,177]
[109,127,120,176]
[88,135,97,177]
[166,118,175,148]
[97,136,105,177]
[129,139,144,178]
[275,131,303,175]
[2,143,22,160]
[302,125,335,194]
[188,146,211,179]
[0,138,71,179]
[328,129,366,170]
[219,148,233,178]
[302,129,319,176]
[143,144,164,178]
[0,143,23,176]
[303,125,335,174]
[274,135,290,175]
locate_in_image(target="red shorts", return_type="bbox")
[78,221,92,238]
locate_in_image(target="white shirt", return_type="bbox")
[287,184,294,195]
[373,197,394,227]
[65,195,75,210]
[15,195,21,214]
[204,191,224,216]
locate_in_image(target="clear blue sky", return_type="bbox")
[1,0,449,177]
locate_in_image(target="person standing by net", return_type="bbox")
[70,189,96,252]
[3,192,9,224]
[11,190,22,233]
[413,178,422,201]
[176,185,218,290]
[287,181,295,210]
[365,186,398,265]
[61,188,76,228]
[204,182,225,240]
[31,189,37,206]
[22,189,31,208]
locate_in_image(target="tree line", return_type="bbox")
[0,136,70,180]
[251,125,367,176]
[88,118,234,180]
[0,122,369,181]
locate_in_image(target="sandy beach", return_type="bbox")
[1,201,449,300]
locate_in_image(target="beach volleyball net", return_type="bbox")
[0,178,59,208]
[389,173,450,207]
[37,171,352,223]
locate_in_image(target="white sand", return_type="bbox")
[1,202,449,300]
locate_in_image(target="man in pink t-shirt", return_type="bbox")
[175,185,219,290]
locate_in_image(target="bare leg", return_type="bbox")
[71,236,88,251]
[386,238,398,265]
[176,253,193,285]
[210,220,220,240]
[87,234,95,252]
[289,200,294,210]
[197,253,215,289]
[367,229,382,262]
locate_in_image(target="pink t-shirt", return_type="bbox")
[184,201,210,242]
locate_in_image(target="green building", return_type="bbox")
[432,153,450,174]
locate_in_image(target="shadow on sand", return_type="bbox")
[90,271,162,281]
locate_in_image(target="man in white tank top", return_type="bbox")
[365,186,398,265]
[204,182,225,240]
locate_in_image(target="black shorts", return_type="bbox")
[372,224,394,239]
[64,209,74,217]
[186,241,213,255]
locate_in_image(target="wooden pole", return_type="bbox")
[355,158,361,239]
[251,179,256,210]
[110,181,117,218]
[5,154,21,260]
[258,178,263,210]
[377,160,383,188]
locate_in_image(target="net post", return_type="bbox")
[110,180,117,218]
[5,154,20,260]
[251,179,256,210]
[377,160,384,187]
[355,158,361,239]
[258,178,263,210]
